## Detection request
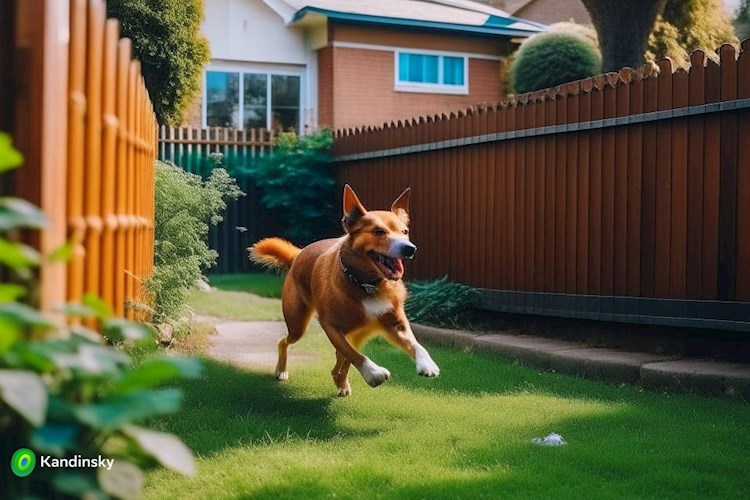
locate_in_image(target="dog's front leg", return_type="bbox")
[320,323,390,387]
[381,312,440,377]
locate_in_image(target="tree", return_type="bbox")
[581,0,668,72]
[736,0,750,40]
[648,0,738,67]
[107,0,210,125]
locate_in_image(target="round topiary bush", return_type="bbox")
[508,32,602,95]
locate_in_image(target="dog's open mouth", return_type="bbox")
[369,251,404,280]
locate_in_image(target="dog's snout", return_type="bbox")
[392,240,417,259]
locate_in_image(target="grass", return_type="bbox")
[186,288,284,321]
[145,290,750,499]
[205,272,284,297]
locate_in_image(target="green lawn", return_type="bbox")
[147,291,750,499]
[205,272,284,297]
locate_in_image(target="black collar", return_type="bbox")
[339,252,381,294]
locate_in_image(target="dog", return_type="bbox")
[249,184,440,396]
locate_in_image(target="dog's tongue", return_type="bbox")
[394,258,404,276]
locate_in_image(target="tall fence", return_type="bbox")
[1,0,157,316]
[158,126,277,273]
[333,42,750,332]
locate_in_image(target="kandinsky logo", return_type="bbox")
[11,448,36,477]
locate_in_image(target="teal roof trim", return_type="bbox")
[292,7,546,37]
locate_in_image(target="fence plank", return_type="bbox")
[737,41,750,301]
[702,57,721,300]
[626,67,645,297]
[577,81,592,294]
[588,81,603,296]
[614,72,630,297]
[565,83,580,295]
[554,91,567,293]
[686,51,707,299]
[654,59,674,298]
[544,94,557,292]
[670,69,689,298]
[601,75,617,300]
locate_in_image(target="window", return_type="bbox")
[396,51,467,94]
[205,70,301,130]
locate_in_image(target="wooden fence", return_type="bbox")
[1,0,157,317]
[158,126,277,273]
[333,42,750,332]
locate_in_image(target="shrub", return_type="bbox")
[246,130,337,246]
[0,133,200,498]
[147,161,243,327]
[405,277,479,328]
[509,31,602,94]
[106,0,210,125]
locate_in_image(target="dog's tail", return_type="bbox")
[248,237,301,271]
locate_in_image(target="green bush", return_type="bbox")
[246,130,337,246]
[147,161,243,327]
[509,32,602,94]
[106,0,210,125]
[0,134,200,498]
[405,277,479,328]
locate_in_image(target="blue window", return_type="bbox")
[396,52,466,90]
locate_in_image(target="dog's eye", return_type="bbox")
[402,229,409,235]
[374,228,387,236]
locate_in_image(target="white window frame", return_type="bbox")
[202,62,305,131]
[394,49,469,95]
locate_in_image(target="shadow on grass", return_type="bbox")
[150,358,368,457]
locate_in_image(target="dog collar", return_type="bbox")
[339,253,381,294]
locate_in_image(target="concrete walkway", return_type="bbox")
[412,324,750,398]
[204,317,750,398]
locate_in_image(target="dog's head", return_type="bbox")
[341,184,416,281]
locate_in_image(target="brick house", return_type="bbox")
[189,0,545,132]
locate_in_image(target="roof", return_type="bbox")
[262,0,546,37]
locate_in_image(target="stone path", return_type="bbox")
[202,316,750,398]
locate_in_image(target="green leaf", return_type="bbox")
[98,460,144,499]
[112,357,202,394]
[0,316,20,354]
[0,301,55,330]
[102,318,155,342]
[0,133,23,172]
[48,240,75,262]
[82,293,113,320]
[0,239,41,270]
[31,424,81,456]
[123,425,195,476]
[51,344,130,375]
[0,197,47,230]
[59,302,96,318]
[72,389,183,430]
[0,369,48,426]
[52,471,105,498]
[0,283,26,303]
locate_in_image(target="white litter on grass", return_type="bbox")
[532,433,567,446]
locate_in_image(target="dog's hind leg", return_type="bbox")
[276,286,313,381]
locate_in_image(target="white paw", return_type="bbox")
[358,358,391,387]
[337,385,351,397]
[416,348,440,377]
[275,369,288,381]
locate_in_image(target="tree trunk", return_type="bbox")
[582,0,668,72]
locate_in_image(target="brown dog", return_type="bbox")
[249,185,440,396]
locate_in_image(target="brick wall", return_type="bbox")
[318,46,334,128]
[321,47,504,130]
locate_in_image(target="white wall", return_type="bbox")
[202,0,307,65]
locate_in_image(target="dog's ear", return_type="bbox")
[342,184,367,230]
[391,187,410,222]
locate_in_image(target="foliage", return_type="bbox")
[106,0,210,126]
[205,273,284,298]
[736,0,750,40]
[508,31,602,94]
[581,0,668,71]
[0,134,200,499]
[146,161,243,327]
[246,130,337,246]
[405,277,479,328]
[647,0,738,67]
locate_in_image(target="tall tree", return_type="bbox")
[581,0,668,72]
[107,0,210,125]
[736,0,750,40]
